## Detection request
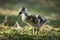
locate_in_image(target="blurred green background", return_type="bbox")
[0,0,60,40]
[0,0,60,26]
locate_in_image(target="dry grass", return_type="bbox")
[0,8,18,16]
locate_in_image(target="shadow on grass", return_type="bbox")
[48,20,60,27]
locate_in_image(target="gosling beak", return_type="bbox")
[18,12,22,16]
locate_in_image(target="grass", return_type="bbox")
[0,14,60,40]
[0,24,60,40]
[48,20,60,27]
[0,14,5,23]
[0,14,26,26]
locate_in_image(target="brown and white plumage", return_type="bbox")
[18,7,47,34]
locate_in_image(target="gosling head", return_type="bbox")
[18,7,28,16]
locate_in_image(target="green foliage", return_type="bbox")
[7,16,17,26]
[0,14,26,26]
[7,15,26,26]
[48,20,60,27]
[0,14,5,23]
[0,26,60,40]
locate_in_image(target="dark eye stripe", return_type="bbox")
[21,7,25,11]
